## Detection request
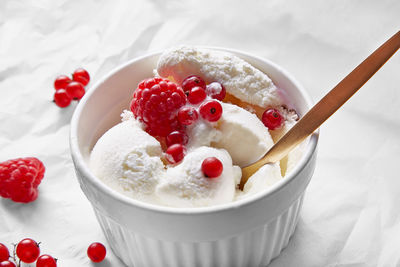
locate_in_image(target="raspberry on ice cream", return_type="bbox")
[130,77,187,137]
[0,157,45,203]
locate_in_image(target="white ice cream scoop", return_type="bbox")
[213,102,274,167]
[157,46,283,108]
[90,118,164,204]
[156,146,241,208]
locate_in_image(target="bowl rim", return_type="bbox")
[70,46,319,215]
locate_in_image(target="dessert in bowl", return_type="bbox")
[70,46,318,266]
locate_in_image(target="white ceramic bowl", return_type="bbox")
[70,48,318,267]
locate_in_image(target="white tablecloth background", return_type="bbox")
[1,0,400,266]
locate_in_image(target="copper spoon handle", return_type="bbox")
[239,30,400,190]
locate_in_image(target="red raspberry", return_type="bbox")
[0,157,45,203]
[130,77,187,137]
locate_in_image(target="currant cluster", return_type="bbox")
[130,75,226,178]
[0,240,106,266]
[0,239,56,267]
[53,68,90,108]
[162,75,225,166]
[166,75,226,177]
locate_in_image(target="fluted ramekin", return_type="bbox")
[70,47,318,267]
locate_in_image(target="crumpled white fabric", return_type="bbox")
[0,0,400,266]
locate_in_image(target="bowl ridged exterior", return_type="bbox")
[93,194,304,267]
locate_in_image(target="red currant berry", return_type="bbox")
[262,108,284,130]
[201,157,223,178]
[54,89,72,108]
[16,238,40,263]
[178,106,198,125]
[206,82,226,101]
[87,242,106,263]
[0,261,15,267]
[199,100,223,122]
[0,243,9,262]
[166,131,188,147]
[72,68,90,86]
[165,144,186,164]
[54,75,71,90]
[36,254,57,267]
[65,81,85,100]
[182,75,206,92]
[188,86,207,104]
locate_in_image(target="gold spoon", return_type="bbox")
[239,30,400,190]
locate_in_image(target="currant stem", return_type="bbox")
[12,243,17,263]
